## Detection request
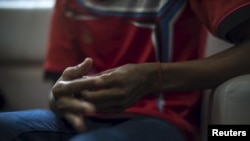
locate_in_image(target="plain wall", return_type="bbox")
[0,1,54,111]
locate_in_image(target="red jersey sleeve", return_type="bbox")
[44,0,84,77]
[189,0,250,42]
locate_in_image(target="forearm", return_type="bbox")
[160,40,250,92]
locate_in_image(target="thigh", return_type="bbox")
[70,117,186,141]
[0,109,75,141]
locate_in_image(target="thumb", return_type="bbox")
[62,58,93,80]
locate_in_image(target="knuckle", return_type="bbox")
[52,82,66,98]
[81,90,89,99]
[65,66,74,72]
[62,67,73,76]
[52,88,59,99]
[55,101,64,110]
[55,97,68,110]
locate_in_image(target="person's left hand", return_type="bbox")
[70,63,158,113]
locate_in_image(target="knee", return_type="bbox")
[0,111,24,140]
[69,129,128,141]
[0,109,55,140]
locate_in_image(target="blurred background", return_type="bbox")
[0,0,55,111]
[0,0,232,111]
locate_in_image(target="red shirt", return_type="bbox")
[44,1,250,141]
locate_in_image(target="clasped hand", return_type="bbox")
[51,58,157,131]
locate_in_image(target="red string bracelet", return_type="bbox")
[157,61,162,92]
[157,61,164,112]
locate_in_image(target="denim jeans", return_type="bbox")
[0,109,186,141]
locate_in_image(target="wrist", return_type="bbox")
[139,63,161,94]
[157,61,163,93]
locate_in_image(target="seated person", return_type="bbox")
[0,0,249,141]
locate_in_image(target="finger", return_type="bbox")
[92,68,115,76]
[56,97,96,113]
[62,58,93,80]
[64,112,86,132]
[89,69,121,88]
[80,88,124,103]
[53,77,104,98]
[88,91,129,113]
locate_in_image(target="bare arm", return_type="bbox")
[160,17,250,92]
[53,40,250,114]
[160,40,250,92]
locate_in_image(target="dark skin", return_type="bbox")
[50,19,250,132]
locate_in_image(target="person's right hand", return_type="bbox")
[50,58,96,132]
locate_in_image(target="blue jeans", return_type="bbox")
[0,109,186,141]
